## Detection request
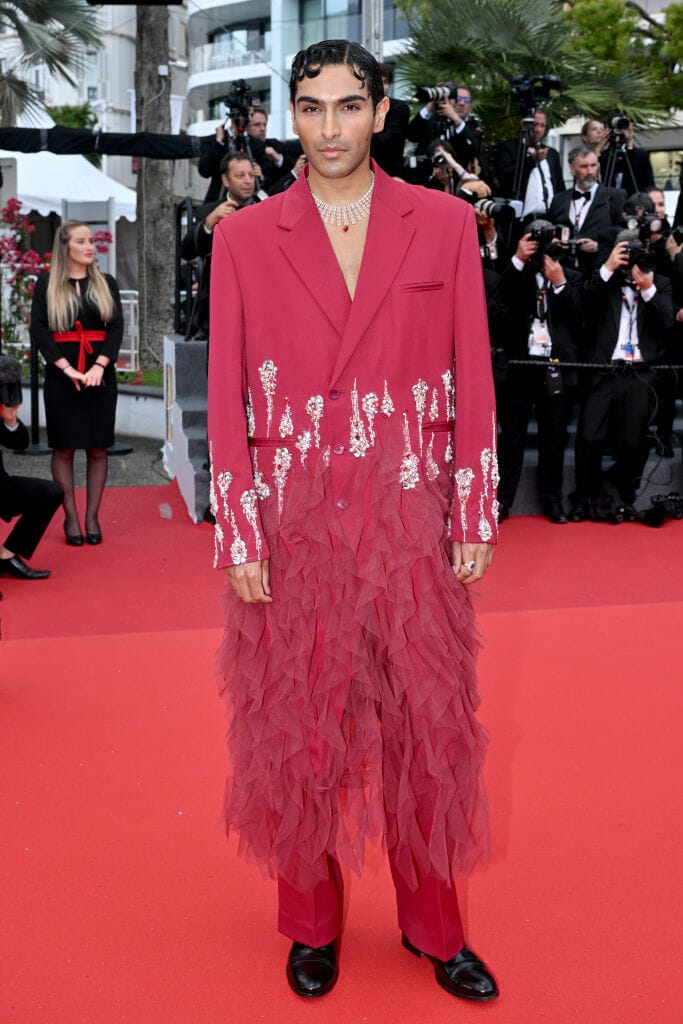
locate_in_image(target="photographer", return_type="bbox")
[181,151,262,339]
[425,140,489,196]
[548,145,626,277]
[370,65,410,177]
[599,116,655,193]
[406,84,481,176]
[569,232,674,522]
[497,223,585,522]
[247,108,302,190]
[0,357,62,588]
[495,110,565,216]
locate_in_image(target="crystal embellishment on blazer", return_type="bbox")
[306,395,324,448]
[240,489,262,560]
[246,388,255,438]
[259,359,277,438]
[442,369,455,420]
[349,379,370,458]
[279,397,294,438]
[429,388,439,422]
[399,412,420,489]
[273,447,292,522]
[490,413,500,491]
[455,467,475,538]
[412,379,428,455]
[425,433,440,481]
[362,392,379,446]
[381,379,394,417]
[295,429,312,468]
[252,449,271,500]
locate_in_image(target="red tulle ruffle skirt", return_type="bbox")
[216,436,490,893]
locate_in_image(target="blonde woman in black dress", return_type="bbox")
[30,221,123,545]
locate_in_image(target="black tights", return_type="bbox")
[51,448,108,535]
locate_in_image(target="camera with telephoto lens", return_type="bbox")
[432,152,448,167]
[528,222,565,261]
[456,187,519,224]
[607,114,631,147]
[415,85,456,104]
[621,215,663,272]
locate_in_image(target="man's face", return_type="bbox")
[248,111,268,140]
[532,111,547,144]
[649,190,666,219]
[453,88,472,118]
[571,152,599,189]
[225,158,256,202]
[290,63,388,183]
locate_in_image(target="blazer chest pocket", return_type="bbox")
[400,280,445,292]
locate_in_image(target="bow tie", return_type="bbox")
[572,189,590,201]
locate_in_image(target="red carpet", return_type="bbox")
[2,485,682,1023]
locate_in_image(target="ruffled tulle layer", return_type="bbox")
[216,431,490,893]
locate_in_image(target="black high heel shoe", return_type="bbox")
[85,526,102,545]
[64,521,84,547]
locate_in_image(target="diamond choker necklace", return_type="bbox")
[311,173,375,230]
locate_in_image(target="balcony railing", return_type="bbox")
[190,40,271,75]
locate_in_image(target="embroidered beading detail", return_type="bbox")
[491,414,500,490]
[349,379,370,458]
[259,359,277,438]
[381,380,394,417]
[216,469,233,522]
[492,498,500,524]
[478,498,493,543]
[362,392,379,446]
[426,433,440,481]
[208,441,219,519]
[429,388,439,422]
[412,379,428,455]
[252,449,270,500]
[442,369,455,420]
[213,522,224,568]
[322,444,331,467]
[273,447,292,522]
[306,395,324,448]
[229,510,248,565]
[399,412,420,490]
[279,397,294,438]
[246,388,255,438]
[480,449,492,499]
[295,430,312,468]
[455,467,474,538]
[444,435,453,464]
[240,489,261,561]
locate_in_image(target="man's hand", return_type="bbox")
[0,403,19,427]
[665,234,683,261]
[451,542,494,585]
[293,154,307,175]
[632,264,654,291]
[576,237,598,253]
[475,209,496,241]
[604,240,629,272]
[205,200,239,231]
[437,98,462,127]
[227,558,272,603]
[515,232,538,263]
[544,254,566,287]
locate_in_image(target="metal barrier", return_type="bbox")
[118,289,140,372]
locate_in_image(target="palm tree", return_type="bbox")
[397,0,668,145]
[0,1,102,126]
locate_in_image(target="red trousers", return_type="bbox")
[278,854,465,962]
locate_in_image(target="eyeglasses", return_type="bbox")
[455,95,472,103]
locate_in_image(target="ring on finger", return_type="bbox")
[463,560,477,574]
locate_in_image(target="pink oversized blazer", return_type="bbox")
[207,162,498,571]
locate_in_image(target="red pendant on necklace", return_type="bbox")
[343,225,349,232]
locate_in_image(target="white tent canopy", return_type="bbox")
[0,148,137,222]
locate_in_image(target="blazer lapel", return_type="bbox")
[277,174,350,337]
[330,168,415,384]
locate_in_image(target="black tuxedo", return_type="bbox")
[548,185,627,276]
[497,262,585,510]
[371,98,410,177]
[599,145,654,192]
[406,110,480,167]
[494,138,565,206]
[573,270,674,509]
[0,418,63,559]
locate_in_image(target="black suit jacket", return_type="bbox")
[0,418,29,516]
[599,146,655,192]
[548,185,627,275]
[495,139,565,202]
[585,270,673,364]
[371,98,410,177]
[406,110,480,167]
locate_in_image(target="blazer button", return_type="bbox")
[333,443,345,455]
[329,389,342,400]
[335,498,349,510]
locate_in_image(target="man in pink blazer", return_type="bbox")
[208,40,500,1002]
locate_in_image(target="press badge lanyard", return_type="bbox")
[620,289,639,360]
[528,279,552,357]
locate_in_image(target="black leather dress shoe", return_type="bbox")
[0,556,50,580]
[543,499,569,524]
[568,502,587,523]
[286,940,339,998]
[402,933,498,1001]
